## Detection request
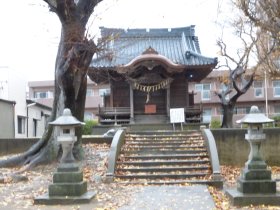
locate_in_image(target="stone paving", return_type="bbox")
[119,185,215,210]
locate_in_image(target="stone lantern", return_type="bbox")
[49,108,84,163]
[226,106,280,206]
[34,108,96,205]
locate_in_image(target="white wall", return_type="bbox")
[0,67,27,137]
[27,105,51,137]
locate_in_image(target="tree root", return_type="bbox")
[0,125,55,171]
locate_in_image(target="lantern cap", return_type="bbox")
[236,106,274,124]
[49,108,85,126]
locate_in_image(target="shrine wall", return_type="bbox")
[170,75,187,108]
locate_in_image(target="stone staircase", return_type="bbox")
[114,130,218,185]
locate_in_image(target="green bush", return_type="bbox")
[265,115,280,128]
[273,115,280,127]
[210,119,221,129]
[82,120,98,135]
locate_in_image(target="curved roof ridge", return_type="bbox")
[99,25,196,38]
[185,50,217,64]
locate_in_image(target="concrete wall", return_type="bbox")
[0,100,15,138]
[211,128,280,166]
[2,128,280,167]
[0,138,39,156]
[0,136,112,156]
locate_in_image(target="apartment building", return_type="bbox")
[0,66,51,138]
[189,70,280,126]
[28,79,109,120]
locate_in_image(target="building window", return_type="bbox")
[253,81,263,97]
[273,80,280,97]
[17,116,25,134]
[99,88,110,96]
[84,112,93,120]
[274,105,280,114]
[34,91,53,99]
[219,84,230,100]
[86,89,94,96]
[195,83,211,100]
[235,107,251,115]
[202,108,212,123]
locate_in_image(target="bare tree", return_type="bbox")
[215,0,280,127]
[238,0,280,76]
[215,12,257,128]
[238,0,280,44]
[0,0,102,169]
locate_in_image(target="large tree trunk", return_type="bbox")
[0,0,100,169]
[221,104,234,128]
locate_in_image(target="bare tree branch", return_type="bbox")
[42,0,58,12]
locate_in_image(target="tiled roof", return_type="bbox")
[90,26,217,68]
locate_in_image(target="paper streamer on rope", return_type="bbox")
[133,78,172,93]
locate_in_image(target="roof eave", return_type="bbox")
[116,54,185,74]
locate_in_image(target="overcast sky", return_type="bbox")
[0,0,234,81]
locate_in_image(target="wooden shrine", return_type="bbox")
[88,26,217,124]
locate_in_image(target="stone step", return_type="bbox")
[120,156,209,162]
[117,165,210,173]
[114,179,223,188]
[124,143,204,148]
[121,153,208,160]
[115,172,209,180]
[114,131,214,185]
[125,138,204,143]
[117,160,209,166]
[126,135,203,140]
[126,140,204,145]
[122,145,206,150]
[127,131,202,136]
[126,136,202,140]
[124,149,207,155]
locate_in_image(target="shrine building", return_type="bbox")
[88,26,217,125]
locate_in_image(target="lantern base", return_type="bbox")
[226,189,280,206]
[34,162,96,205]
[34,191,96,205]
[237,178,276,194]
[241,168,272,180]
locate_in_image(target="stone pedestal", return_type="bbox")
[226,106,280,206]
[34,163,96,205]
[226,141,280,206]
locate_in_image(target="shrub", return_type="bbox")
[210,119,221,129]
[82,120,98,135]
[273,115,280,127]
[264,115,280,128]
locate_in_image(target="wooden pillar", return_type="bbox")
[130,84,135,123]
[166,84,170,119]
[186,78,189,107]
[109,80,114,107]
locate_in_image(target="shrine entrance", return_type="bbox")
[133,88,167,123]
[134,89,166,115]
[88,26,218,125]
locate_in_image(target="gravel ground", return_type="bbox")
[0,143,280,210]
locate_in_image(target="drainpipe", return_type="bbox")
[264,71,268,117]
[12,101,16,138]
